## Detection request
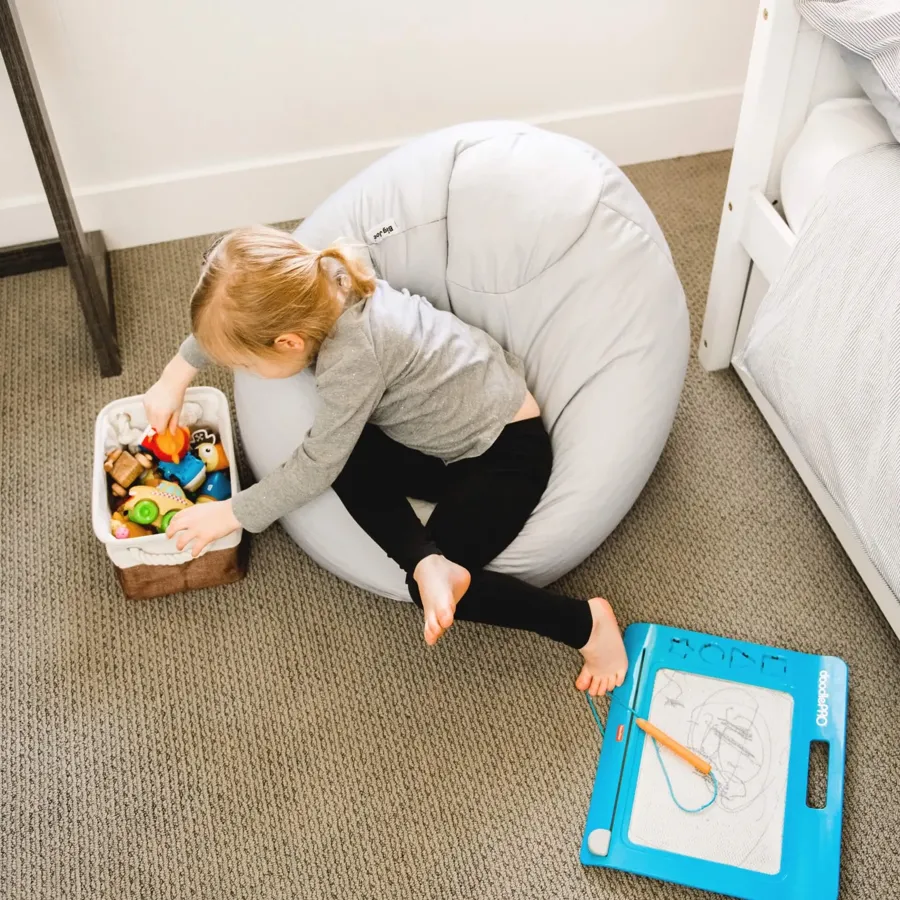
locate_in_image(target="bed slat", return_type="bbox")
[739,190,797,284]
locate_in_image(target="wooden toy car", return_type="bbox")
[104,448,154,497]
[121,481,193,533]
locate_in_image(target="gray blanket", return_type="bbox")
[798,0,900,100]
[736,143,900,599]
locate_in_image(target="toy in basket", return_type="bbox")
[121,481,194,533]
[103,448,154,497]
[105,426,234,538]
[92,387,246,600]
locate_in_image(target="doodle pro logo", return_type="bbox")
[816,670,830,727]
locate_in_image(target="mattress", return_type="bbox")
[738,143,900,601]
[780,98,895,233]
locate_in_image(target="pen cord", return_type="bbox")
[586,693,718,814]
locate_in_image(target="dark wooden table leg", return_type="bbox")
[0,0,120,376]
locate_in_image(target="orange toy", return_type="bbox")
[196,441,229,472]
[141,426,191,464]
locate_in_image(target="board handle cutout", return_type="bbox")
[806,740,830,809]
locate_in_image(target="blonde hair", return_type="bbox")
[190,225,376,365]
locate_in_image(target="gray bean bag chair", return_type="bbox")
[234,122,689,601]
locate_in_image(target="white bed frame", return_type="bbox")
[699,0,900,637]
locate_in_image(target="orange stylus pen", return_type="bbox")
[635,718,712,776]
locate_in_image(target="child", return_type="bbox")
[144,225,628,696]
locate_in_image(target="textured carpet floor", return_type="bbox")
[2,151,898,900]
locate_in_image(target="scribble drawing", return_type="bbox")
[653,673,785,814]
[630,669,793,875]
[656,669,685,707]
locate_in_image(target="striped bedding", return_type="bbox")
[798,0,900,102]
[735,143,900,599]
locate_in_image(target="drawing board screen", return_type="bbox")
[627,669,794,875]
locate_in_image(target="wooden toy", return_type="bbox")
[110,512,153,540]
[196,441,229,472]
[195,469,231,502]
[104,448,154,497]
[158,453,207,492]
[140,425,191,464]
[122,481,194,533]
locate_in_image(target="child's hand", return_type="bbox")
[166,499,241,557]
[144,378,186,435]
[144,355,198,434]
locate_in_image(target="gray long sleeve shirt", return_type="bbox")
[180,280,527,532]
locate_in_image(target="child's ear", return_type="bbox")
[274,333,306,354]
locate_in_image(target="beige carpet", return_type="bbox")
[1,151,898,900]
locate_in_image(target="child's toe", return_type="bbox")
[575,667,592,691]
[424,615,440,644]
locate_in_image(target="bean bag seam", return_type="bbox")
[598,173,676,268]
[444,198,677,296]
[366,215,447,247]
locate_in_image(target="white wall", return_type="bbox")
[0,0,758,249]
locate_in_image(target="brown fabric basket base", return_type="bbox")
[115,538,249,600]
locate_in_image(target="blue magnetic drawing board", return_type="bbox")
[581,624,848,900]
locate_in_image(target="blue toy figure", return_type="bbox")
[158,452,207,492]
[195,469,231,502]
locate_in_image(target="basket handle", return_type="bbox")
[126,545,209,567]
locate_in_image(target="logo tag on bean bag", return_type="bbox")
[366,218,398,244]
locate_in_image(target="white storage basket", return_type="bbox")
[92,386,242,569]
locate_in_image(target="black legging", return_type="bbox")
[331,418,593,649]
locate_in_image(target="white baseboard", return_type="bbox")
[0,87,741,250]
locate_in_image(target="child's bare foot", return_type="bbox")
[413,555,471,645]
[575,598,628,696]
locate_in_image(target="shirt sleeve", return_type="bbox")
[178,334,210,370]
[230,324,385,533]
